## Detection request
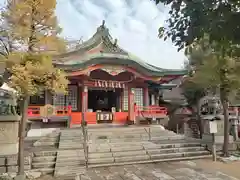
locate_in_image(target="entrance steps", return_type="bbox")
[30,149,57,175]
[28,126,211,178]
[87,141,210,168]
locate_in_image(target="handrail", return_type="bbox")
[135,105,168,116]
[81,116,88,168]
[144,127,151,141]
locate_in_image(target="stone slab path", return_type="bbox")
[77,162,239,180]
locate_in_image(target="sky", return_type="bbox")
[0,0,186,69]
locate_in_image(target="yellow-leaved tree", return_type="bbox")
[1,0,69,178]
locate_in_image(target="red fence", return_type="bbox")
[27,105,72,118]
[134,105,168,118]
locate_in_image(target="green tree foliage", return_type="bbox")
[153,0,240,157]
[154,0,240,50]
[181,48,206,137]
[181,78,205,110]
[1,0,69,178]
[186,37,240,156]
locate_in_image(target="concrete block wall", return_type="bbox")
[0,154,32,174]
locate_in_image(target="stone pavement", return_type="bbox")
[77,161,239,180]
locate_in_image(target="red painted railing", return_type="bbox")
[134,105,168,118]
[27,105,72,118]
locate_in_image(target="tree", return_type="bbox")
[1,0,69,178]
[181,45,206,137]
[153,0,240,157]
[181,78,205,137]
[154,0,240,50]
[185,37,240,156]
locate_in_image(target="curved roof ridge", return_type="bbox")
[145,62,186,71]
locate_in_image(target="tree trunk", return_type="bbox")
[220,90,230,157]
[196,101,203,138]
[17,96,29,179]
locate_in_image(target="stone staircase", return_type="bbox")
[87,141,209,168]
[50,126,211,177]
[25,130,60,175]
[31,149,57,175]
[54,129,85,177]
[25,126,213,178]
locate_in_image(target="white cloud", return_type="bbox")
[0,0,186,69]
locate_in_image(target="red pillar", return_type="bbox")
[128,88,135,122]
[143,87,149,106]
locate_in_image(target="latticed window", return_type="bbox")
[29,91,45,105]
[66,85,78,111]
[53,94,65,108]
[123,88,128,111]
[133,88,143,109]
[53,85,78,111]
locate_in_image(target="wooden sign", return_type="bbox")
[94,80,125,88]
[40,104,56,117]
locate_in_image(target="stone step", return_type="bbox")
[55,159,85,167]
[111,145,144,152]
[88,144,144,153]
[88,149,147,159]
[88,155,212,168]
[56,150,84,157]
[143,142,203,149]
[60,136,83,140]
[113,150,147,157]
[58,143,83,149]
[28,168,54,175]
[33,150,57,157]
[87,136,186,143]
[32,156,56,163]
[87,150,209,166]
[88,152,112,159]
[88,157,115,164]
[149,150,210,159]
[54,166,86,177]
[146,146,205,154]
[32,161,55,169]
[56,156,85,162]
[114,154,150,163]
[59,140,83,144]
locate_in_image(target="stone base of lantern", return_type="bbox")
[0,116,20,155]
[202,116,237,151]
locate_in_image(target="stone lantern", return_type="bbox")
[201,96,235,150]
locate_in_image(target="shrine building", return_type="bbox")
[27,21,187,128]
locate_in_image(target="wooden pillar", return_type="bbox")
[120,89,124,112]
[128,87,135,122]
[143,87,149,106]
[81,86,88,112]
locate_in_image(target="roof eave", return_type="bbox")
[54,55,187,77]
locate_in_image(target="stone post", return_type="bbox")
[0,115,20,155]
[0,88,21,155]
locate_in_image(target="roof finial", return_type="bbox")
[102,20,105,27]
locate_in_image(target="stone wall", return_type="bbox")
[0,154,31,174]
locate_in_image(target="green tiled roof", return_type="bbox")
[54,21,187,77]
[55,52,187,76]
